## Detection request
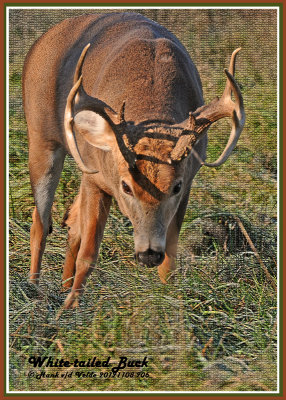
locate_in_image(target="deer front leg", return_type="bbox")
[63,180,112,309]
[157,219,178,283]
[28,141,65,285]
[158,190,190,283]
[61,196,81,289]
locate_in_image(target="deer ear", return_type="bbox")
[74,110,116,151]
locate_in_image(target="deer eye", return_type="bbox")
[172,181,182,195]
[122,180,133,196]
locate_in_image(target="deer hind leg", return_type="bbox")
[61,196,81,289]
[28,140,65,285]
[63,177,112,309]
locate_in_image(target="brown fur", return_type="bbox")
[24,13,206,308]
[23,13,243,308]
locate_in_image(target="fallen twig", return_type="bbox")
[234,217,276,290]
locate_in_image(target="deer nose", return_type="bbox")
[136,249,165,268]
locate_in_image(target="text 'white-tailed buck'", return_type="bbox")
[23,13,245,308]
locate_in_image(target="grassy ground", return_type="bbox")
[9,8,278,392]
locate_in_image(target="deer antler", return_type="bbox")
[64,44,127,173]
[64,75,98,174]
[73,43,90,85]
[171,48,245,166]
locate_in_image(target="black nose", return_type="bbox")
[137,249,165,268]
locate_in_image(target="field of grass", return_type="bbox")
[9,8,278,392]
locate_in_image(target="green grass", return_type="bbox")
[9,8,278,392]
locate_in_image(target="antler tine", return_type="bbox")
[66,76,82,119]
[188,112,196,131]
[222,47,241,100]
[73,43,91,85]
[64,75,98,174]
[119,101,126,124]
[229,48,241,76]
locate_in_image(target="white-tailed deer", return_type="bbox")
[23,13,245,308]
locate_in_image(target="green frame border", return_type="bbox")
[4,2,283,398]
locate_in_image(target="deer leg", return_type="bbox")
[157,219,179,283]
[63,179,111,309]
[158,141,206,283]
[158,190,190,283]
[28,140,65,285]
[61,196,81,289]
